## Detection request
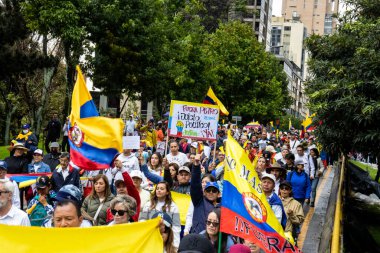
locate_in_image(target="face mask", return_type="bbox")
[23,130,29,134]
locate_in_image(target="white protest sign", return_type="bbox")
[156,141,166,155]
[123,136,140,150]
[168,100,220,141]
[203,145,211,158]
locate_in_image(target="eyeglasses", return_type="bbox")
[111,209,127,216]
[0,191,10,196]
[205,188,219,193]
[280,186,291,191]
[206,220,219,227]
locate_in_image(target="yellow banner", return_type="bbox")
[171,191,191,225]
[0,218,162,253]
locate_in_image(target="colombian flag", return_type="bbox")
[302,113,316,131]
[203,87,229,116]
[68,66,124,170]
[221,132,301,253]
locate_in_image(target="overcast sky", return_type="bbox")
[272,0,282,17]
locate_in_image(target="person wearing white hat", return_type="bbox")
[27,149,51,173]
[261,173,287,228]
[130,170,150,209]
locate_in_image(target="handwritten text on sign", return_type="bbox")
[168,100,220,141]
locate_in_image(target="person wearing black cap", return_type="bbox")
[279,181,304,237]
[152,211,176,253]
[178,234,214,253]
[26,176,55,226]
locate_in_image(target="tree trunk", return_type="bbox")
[63,41,75,118]
[375,154,380,183]
[4,105,17,145]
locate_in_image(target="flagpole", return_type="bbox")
[217,231,222,253]
[164,129,169,157]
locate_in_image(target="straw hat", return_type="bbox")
[8,142,29,152]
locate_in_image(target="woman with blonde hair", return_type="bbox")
[81,174,114,225]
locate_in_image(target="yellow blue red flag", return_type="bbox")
[221,132,301,253]
[68,66,124,170]
[0,218,162,253]
[171,191,191,225]
[203,87,229,116]
[302,113,316,131]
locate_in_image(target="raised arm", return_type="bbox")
[190,154,203,206]
[140,164,162,184]
[122,171,141,221]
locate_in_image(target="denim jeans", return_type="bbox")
[310,177,320,203]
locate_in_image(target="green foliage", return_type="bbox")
[305,0,380,155]
[201,21,291,122]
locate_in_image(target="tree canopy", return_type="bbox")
[305,0,380,161]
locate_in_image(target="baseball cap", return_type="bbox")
[52,184,82,206]
[204,182,220,192]
[178,166,191,174]
[114,180,126,188]
[295,159,305,166]
[152,211,173,228]
[261,173,276,183]
[279,180,292,189]
[0,160,8,170]
[178,234,214,253]
[34,149,43,155]
[130,170,143,179]
[36,175,51,189]
[22,124,30,129]
[191,142,198,149]
[49,142,60,148]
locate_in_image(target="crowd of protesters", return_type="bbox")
[0,115,332,253]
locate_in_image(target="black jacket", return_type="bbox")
[4,155,29,174]
[42,153,61,171]
[45,119,61,139]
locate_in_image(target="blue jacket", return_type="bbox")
[286,170,311,199]
[51,166,80,192]
[190,164,220,234]
[28,162,51,173]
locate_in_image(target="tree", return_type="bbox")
[0,0,52,144]
[305,0,380,181]
[201,21,291,122]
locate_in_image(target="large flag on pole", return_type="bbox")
[68,66,124,170]
[203,87,229,116]
[220,132,301,253]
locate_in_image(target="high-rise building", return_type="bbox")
[242,0,273,50]
[270,17,309,118]
[281,0,339,35]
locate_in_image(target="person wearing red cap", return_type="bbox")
[229,244,251,253]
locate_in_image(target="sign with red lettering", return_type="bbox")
[168,100,220,141]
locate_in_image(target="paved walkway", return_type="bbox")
[297,165,335,252]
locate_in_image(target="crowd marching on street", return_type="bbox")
[0,115,335,253]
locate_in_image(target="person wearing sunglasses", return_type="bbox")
[190,153,221,234]
[108,195,137,225]
[279,181,304,241]
[200,208,234,253]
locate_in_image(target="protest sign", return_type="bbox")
[156,141,166,155]
[168,100,219,141]
[123,136,140,149]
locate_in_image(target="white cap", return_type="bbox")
[191,142,198,149]
[261,173,276,183]
[34,149,43,155]
[130,170,143,179]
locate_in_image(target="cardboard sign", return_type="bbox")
[123,136,140,150]
[168,100,220,141]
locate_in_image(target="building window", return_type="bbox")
[284,26,291,31]
[324,14,333,34]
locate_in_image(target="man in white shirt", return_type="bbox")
[117,149,140,174]
[289,132,300,154]
[274,146,289,166]
[295,145,315,179]
[124,115,136,136]
[0,161,20,209]
[0,180,30,226]
[165,140,189,166]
